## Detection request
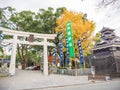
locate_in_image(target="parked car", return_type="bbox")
[25,66,36,70]
[32,66,40,70]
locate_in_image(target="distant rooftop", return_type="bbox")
[101,27,115,32]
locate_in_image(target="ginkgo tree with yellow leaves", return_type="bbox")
[55,9,95,59]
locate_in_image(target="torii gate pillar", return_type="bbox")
[9,35,17,76]
[43,38,48,76]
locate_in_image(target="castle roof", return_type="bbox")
[101,27,115,32]
[93,27,120,50]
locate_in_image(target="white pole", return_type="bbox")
[43,38,48,76]
[9,35,17,76]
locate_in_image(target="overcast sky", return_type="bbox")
[0,0,120,36]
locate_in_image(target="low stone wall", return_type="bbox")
[0,73,9,77]
[110,73,120,79]
[57,68,90,76]
[88,74,106,81]
[0,63,9,77]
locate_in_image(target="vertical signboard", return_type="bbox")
[78,39,84,64]
[0,31,4,42]
[66,21,75,58]
[66,38,70,63]
[59,41,63,65]
[53,49,57,64]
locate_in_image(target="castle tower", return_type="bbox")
[92,27,120,74]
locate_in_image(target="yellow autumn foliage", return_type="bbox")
[55,9,95,56]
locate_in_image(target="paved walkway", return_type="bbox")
[0,69,104,90]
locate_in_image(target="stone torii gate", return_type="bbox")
[0,27,56,76]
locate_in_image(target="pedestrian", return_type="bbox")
[91,66,95,82]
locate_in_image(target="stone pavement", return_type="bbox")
[0,69,104,90]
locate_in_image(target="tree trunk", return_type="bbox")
[22,59,27,69]
[17,44,28,70]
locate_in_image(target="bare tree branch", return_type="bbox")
[98,0,118,8]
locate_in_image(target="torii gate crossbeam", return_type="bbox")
[0,27,56,76]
